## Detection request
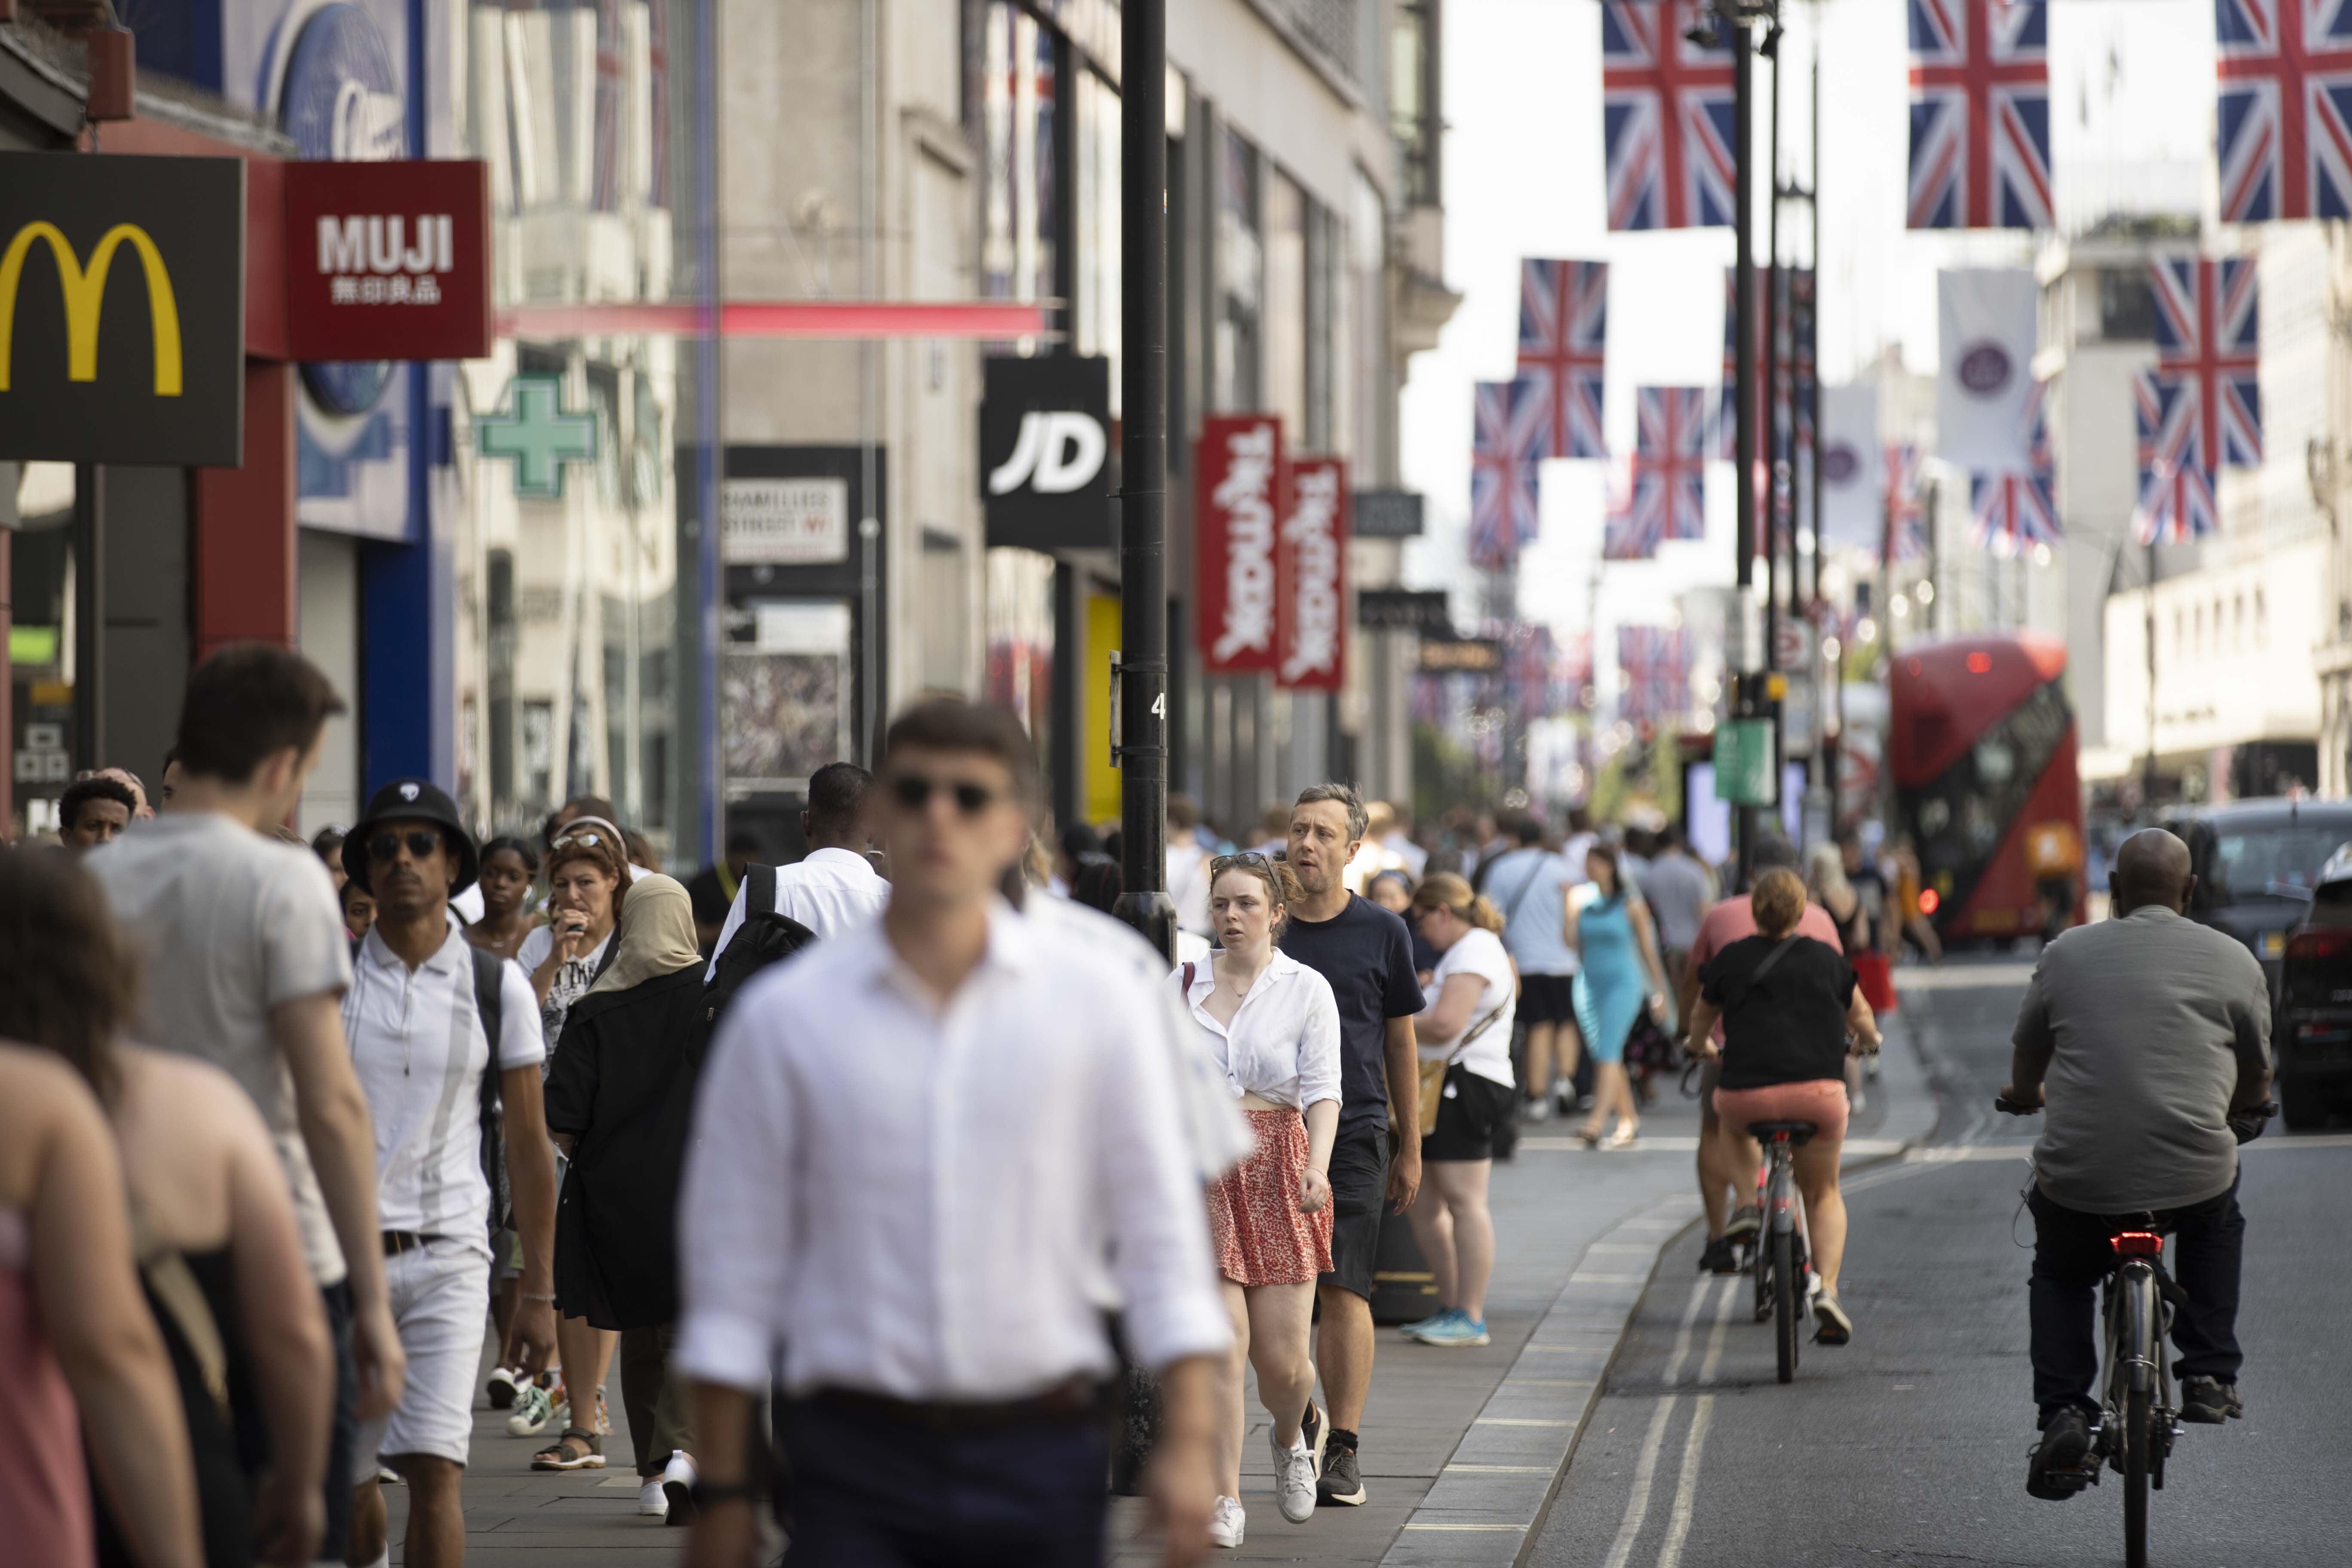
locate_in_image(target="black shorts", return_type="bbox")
[1518,973,1578,1026]
[1423,1065,1517,1162]
[1318,1121,1390,1301]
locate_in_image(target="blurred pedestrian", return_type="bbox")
[89,643,401,1564]
[1277,785,1422,1509]
[1678,837,1841,1273]
[703,763,885,972]
[338,878,377,947]
[1635,825,1712,999]
[1401,874,1517,1348]
[677,698,1228,1568]
[1568,843,1670,1150]
[58,775,137,854]
[310,827,348,894]
[337,781,557,1568]
[542,871,708,1522]
[466,837,540,965]
[685,832,759,954]
[1479,816,1581,1120]
[1180,853,1341,1545]
[1167,795,1214,937]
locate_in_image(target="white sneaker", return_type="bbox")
[1209,1495,1246,1548]
[637,1478,669,1518]
[1272,1428,1318,1523]
[660,1451,699,1527]
[505,1379,555,1437]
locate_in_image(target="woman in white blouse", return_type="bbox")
[1178,852,1341,1548]
[1401,873,1519,1349]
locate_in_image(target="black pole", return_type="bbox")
[1114,0,1173,959]
[72,464,105,773]
[1762,21,1782,704]
[2143,535,2159,812]
[1731,2,1758,888]
[1807,35,1824,622]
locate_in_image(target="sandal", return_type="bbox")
[532,1427,606,1471]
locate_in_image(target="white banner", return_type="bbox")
[1936,269,2038,472]
[1818,383,1883,550]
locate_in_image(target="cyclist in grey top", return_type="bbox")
[2004,828,2272,1501]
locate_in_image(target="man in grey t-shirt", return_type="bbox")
[2004,829,2271,1498]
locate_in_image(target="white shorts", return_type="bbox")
[354,1237,492,1479]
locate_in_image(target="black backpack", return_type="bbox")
[470,945,512,1237]
[698,864,820,1049]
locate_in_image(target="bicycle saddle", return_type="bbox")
[1748,1119,1818,1143]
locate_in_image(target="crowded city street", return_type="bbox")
[11,0,2352,1566]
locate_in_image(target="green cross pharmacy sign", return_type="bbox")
[475,374,599,499]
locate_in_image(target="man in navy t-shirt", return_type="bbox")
[1279,784,1424,1509]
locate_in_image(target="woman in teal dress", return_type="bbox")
[1569,842,1671,1149]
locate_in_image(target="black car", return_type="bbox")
[2278,843,2352,1130]
[2163,799,2352,996]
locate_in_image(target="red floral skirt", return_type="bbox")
[1206,1109,1334,1286]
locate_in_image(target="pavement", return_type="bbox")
[380,1023,1942,1565]
[1527,955,2352,1568]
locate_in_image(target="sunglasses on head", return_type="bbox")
[368,829,444,863]
[551,829,609,850]
[1212,850,1275,873]
[887,772,1001,816]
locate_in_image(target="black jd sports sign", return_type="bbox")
[981,354,1111,551]
[0,153,246,466]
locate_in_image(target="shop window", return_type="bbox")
[1391,0,1439,208]
[1263,167,1308,441]
[976,2,1057,309]
[1216,127,1262,410]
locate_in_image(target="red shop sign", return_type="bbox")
[283,159,493,361]
[1277,455,1348,692]
[1195,414,1286,676]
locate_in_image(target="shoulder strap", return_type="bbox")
[1180,961,1196,994]
[471,945,505,1052]
[128,1215,230,1419]
[1747,935,1800,985]
[471,946,510,1232]
[750,862,778,913]
[1498,853,1548,928]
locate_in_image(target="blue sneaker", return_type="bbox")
[1396,1309,1455,1338]
[1410,1312,1490,1348]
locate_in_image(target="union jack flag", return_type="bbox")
[1883,442,1929,563]
[1470,377,1549,569]
[1602,1,1737,230]
[1969,380,2061,555]
[1601,449,1646,560]
[1908,0,2054,230]
[1617,624,1691,724]
[2132,371,2220,543]
[1517,259,1609,459]
[1625,387,1709,555]
[1718,267,1813,464]
[2152,254,2261,470]
[2216,0,2352,221]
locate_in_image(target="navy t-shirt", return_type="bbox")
[1280,894,1425,1136]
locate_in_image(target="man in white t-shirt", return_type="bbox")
[1166,793,1214,937]
[704,761,889,978]
[1482,816,1584,1117]
[337,780,557,1568]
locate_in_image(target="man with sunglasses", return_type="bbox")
[678,698,1228,1568]
[337,780,559,1568]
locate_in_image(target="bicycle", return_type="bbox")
[1746,1119,1816,1384]
[1994,1094,2178,1568]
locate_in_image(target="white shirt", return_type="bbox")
[675,900,1233,1400]
[704,847,892,980]
[1179,949,1343,1111]
[1420,928,1518,1089]
[343,926,543,1256]
[1166,833,1213,936]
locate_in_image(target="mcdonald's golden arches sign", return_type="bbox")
[0,153,244,466]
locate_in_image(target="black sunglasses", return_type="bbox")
[368,829,444,863]
[888,772,1000,816]
[1211,850,1276,874]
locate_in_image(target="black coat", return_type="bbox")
[544,966,706,1330]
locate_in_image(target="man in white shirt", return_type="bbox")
[678,698,1228,1568]
[1167,793,1214,937]
[336,780,557,1568]
[702,761,888,978]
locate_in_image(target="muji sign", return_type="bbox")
[1277,456,1349,691]
[283,159,493,361]
[1196,414,1285,676]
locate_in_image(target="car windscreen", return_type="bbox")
[2211,827,2352,900]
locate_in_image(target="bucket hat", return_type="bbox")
[343,778,481,896]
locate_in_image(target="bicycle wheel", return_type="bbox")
[1773,1229,1800,1384]
[2123,1381,2151,1567]
[1753,1208,1775,1323]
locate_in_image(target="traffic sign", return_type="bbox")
[1713,717,1777,806]
[1773,618,1813,671]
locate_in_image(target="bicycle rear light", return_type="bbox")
[2112,1231,2164,1258]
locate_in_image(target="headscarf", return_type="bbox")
[585,871,703,996]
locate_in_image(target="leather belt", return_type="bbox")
[381,1231,447,1256]
[810,1376,1106,1434]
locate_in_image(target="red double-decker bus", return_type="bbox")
[1889,634,2083,943]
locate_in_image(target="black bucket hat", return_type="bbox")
[343,778,481,897]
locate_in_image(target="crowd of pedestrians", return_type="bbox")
[0,632,1931,1568]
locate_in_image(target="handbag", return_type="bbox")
[1418,997,1510,1137]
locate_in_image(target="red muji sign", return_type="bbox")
[1195,414,1286,676]
[1277,456,1348,692]
[283,159,493,361]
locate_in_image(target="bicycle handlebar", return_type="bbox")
[1992,1094,2041,1116]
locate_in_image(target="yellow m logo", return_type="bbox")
[0,221,183,395]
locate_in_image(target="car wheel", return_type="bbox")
[2280,1074,2330,1132]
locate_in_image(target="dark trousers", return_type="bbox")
[619,1323,694,1477]
[779,1398,1109,1567]
[2028,1177,2245,1423]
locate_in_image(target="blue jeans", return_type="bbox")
[2027,1176,2244,1424]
